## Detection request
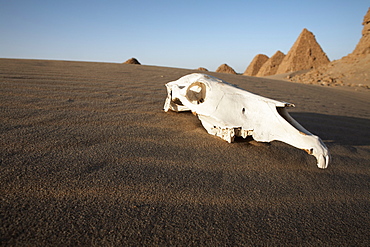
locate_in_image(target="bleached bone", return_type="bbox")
[164,73,330,169]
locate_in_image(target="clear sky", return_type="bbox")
[0,0,368,73]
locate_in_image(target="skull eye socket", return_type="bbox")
[186,81,206,104]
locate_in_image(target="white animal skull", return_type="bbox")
[163,73,330,169]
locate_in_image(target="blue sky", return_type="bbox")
[0,0,368,73]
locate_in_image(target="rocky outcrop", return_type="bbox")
[216,64,237,74]
[123,58,141,65]
[288,55,370,88]
[256,51,285,77]
[351,7,370,56]
[276,28,330,74]
[243,54,269,76]
[197,67,209,71]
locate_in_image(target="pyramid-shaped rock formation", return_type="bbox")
[276,28,330,74]
[290,8,370,88]
[197,67,209,71]
[216,64,237,74]
[256,51,285,77]
[243,54,269,76]
[123,58,141,65]
[350,7,370,56]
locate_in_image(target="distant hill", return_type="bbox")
[216,64,237,74]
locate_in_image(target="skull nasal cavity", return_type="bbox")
[186,81,206,104]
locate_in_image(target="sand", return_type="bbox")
[1,59,369,246]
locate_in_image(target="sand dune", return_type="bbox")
[1,59,369,246]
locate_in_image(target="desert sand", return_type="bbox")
[1,59,369,246]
